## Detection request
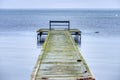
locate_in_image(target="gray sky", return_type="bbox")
[0,0,120,9]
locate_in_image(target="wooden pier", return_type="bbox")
[31,21,95,80]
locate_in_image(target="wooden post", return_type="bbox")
[49,21,51,30]
[80,33,81,45]
[68,21,70,30]
[40,32,42,42]
[37,33,40,42]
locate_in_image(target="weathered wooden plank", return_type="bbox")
[31,30,95,80]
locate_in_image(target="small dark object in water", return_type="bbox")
[95,31,99,33]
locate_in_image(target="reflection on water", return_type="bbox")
[37,36,46,48]
[0,32,40,80]
[81,34,120,80]
[74,35,81,45]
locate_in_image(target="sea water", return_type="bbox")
[0,9,120,80]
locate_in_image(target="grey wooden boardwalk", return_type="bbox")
[31,30,95,80]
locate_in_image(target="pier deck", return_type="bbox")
[31,30,95,80]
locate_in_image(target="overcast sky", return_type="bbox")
[0,0,120,9]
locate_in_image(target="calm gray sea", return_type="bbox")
[0,9,120,80]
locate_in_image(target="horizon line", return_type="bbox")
[0,8,120,10]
